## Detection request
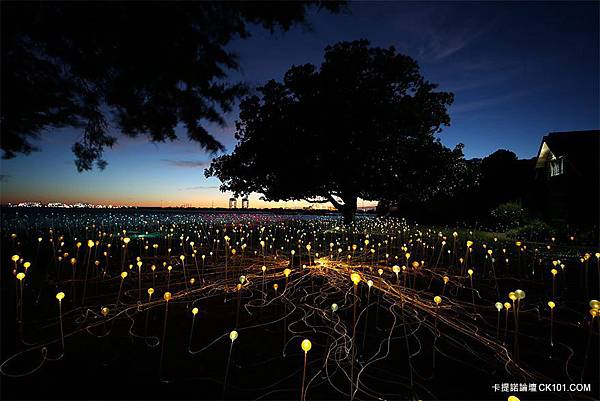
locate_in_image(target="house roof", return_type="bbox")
[535,130,599,173]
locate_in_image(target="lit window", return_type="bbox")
[549,157,564,177]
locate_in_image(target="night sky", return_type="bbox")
[1,1,598,207]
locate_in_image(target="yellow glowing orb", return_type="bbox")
[148,288,154,295]
[589,300,600,310]
[101,307,109,316]
[434,296,442,305]
[164,292,172,301]
[284,268,291,277]
[56,292,65,301]
[192,307,199,315]
[121,271,128,279]
[16,272,25,281]
[495,302,503,311]
[229,330,238,341]
[548,301,555,309]
[508,292,517,301]
[350,272,361,285]
[301,339,312,353]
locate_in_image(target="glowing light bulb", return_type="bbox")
[229,330,238,342]
[16,272,25,281]
[434,296,442,305]
[331,303,338,312]
[301,339,312,353]
[192,307,199,315]
[548,301,555,309]
[350,272,361,285]
[148,288,154,295]
[121,271,128,279]
[164,292,172,301]
[495,302,503,311]
[56,292,65,301]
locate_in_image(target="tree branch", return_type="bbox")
[325,193,345,210]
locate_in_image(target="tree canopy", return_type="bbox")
[1,1,342,170]
[206,40,466,223]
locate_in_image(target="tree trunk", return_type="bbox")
[342,196,357,225]
[326,193,358,225]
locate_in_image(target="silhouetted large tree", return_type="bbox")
[1,1,342,170]
[206,40,465,223]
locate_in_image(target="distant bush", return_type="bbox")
[490,202,527,231]
[506,219,555,242]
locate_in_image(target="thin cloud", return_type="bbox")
[451,91,529,114]
[180,185,219,191]
[162,159,208,168]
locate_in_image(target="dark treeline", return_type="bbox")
[378,149,537,228]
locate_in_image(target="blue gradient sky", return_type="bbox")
[1,1,598,207]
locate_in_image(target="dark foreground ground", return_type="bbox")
[1,209,598,400]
